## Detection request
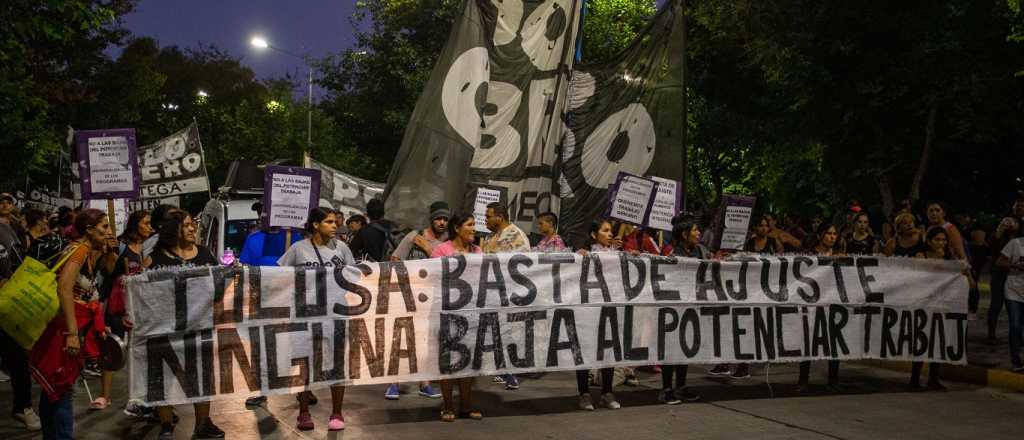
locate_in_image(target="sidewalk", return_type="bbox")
[864,280,1024,392]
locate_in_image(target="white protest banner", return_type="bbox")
[606,172,657,226]
[126,253,968,406]
[138,123,210,198]
[718,194,756,250]
[473,187,502,233]
[75,128,141,200]
[648,177,681,231]
[304,156,384,218]
[263,165,322,230]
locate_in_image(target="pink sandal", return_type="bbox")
[89,397,110,411]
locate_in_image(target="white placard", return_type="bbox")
[609,175,656,225]
[269,173,313,229]
[473,188,502,233]
[87,198,130,235]
[720,205,753,250]
[88,136,134,193]
[648,177,680,231]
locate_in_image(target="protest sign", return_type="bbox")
[472,187,503,233]
[606,172,658,226]
[75,129,140,200]
[717,195,756,250]
[126,253,968,406]
[262,166,321,230]
[648,177,682,231]
[138,123,210,198]
[15,188,74,211]
[304,157,384,218]
[88,199,129,234]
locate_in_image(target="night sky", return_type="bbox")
[117,0,360,90]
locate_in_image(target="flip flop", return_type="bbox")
[89,397,110,411]
[459,410,483,420]
[440,409,456,422]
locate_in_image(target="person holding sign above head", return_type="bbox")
[658,215,706,405]
[432,213,484,422]
[574,218,621,411]
[277,207,354,431]
[482,202,530,390]
[146,211,224,440]
[796,222,845,393]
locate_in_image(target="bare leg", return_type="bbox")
[331,385,345,415]
[100,370,113,400]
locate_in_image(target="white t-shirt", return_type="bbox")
[1001,238,1024,302]
[278,238,356,268]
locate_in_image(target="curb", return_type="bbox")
[858,359,1024,392]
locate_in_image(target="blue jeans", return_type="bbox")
[1008,300,1024,368]
[39,389,74,440]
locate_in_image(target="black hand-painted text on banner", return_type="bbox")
[126,254,968,405]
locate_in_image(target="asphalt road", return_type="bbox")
[0,361,1020,439]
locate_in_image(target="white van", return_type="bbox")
[196,160,265,260]
[197,197,260,260]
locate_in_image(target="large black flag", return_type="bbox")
[557,1,684,245]
[383,0,583,231]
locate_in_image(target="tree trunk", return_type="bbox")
[877,174,895,217]
[907,102,938,202]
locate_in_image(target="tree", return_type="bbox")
[0,0,137,189]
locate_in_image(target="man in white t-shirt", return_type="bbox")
[997,236,1024,371]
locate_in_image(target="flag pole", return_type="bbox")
[193,117,214,199]
[680,0,689,213]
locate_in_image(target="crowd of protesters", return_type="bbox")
[0,189,1022,439]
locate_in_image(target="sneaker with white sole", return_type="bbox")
[384,383,401,400]
[578,393,595,411]
[600,392,621,409]
[659,388,681,405]
[707,364,731,376]
[419,384,442,398]
[12,408,41,431]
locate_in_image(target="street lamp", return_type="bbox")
[197,90,209,97]
[249,35,313,158]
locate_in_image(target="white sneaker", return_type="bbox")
[600,392,621,409]
[578,393,595,411]
[13,408,41,431]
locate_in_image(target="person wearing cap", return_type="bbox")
[0,193,16,226]
[381,201,449,400]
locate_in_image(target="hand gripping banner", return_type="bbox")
[126,254,968,405]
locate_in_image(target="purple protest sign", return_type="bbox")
[647,177,683,231]
[604,172,658,226]
[716,194,757,251]
[262,165,322,230]
[75,128,141,200]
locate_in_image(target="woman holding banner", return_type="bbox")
[31,209,114,440]
[147,211,224,440]
[796,222,845,393]
[93,210,151,412]
[659,216,705,405]
[909,226,958,391]
[278,207,354,431]
[431,213,484,422]
[574,219,621,411]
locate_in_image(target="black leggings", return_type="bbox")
[0,330,32,414]
[798,360,840,385]
[661,365,689,389]
[989,271,1008,339]
[577,368,613,395]
[910,362,941,385]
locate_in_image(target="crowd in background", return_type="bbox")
[0,189,1022,439]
